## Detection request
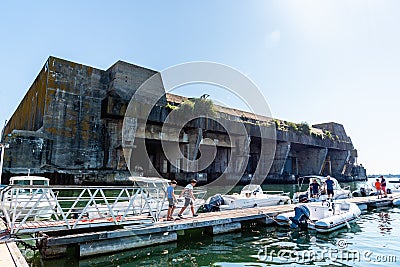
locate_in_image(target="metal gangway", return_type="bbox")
[0,183,169,235]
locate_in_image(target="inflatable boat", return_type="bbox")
[275,200,361,233]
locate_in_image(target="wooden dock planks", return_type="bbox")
[0,221,28,267]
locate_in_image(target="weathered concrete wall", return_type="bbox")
[3,63,48,135]
[275,129,353,151]
[3,130,49,170]
[105,61,157,101]
[328,149,350,178]
[269,141,291,175]
[313,122,351,143]
[43,57,106,169]
[1,57,366,184]
[297,147,328,175]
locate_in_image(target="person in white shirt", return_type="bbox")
[177,179,198,218]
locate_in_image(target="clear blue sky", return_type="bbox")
[0,1,399,174]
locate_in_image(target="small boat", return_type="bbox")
[276,200,361,233]
[0,176,57,220]
[202,184,291,212]
[87,176,206,219]
[293,175,351,203]
[352,183,377,197]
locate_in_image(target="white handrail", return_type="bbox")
[0,185,174,234]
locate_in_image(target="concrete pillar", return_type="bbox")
[328,149,350,178]
[269,142,291,175]
[297,147,328,175]
[39,245,68,259]
[231,136,250,174]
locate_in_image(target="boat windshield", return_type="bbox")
[12,180,31,194]
[309,177,342,190]
[33,180,49,186]
[129,177,169,196]
[13,180,30,185]
[242,185,262,192]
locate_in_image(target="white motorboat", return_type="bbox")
[353,181,399,196]
[87,176,206,219]
[292,175,351,203]
[202,184,291,212]
[352,182,377,197]
[0,176,57,220]
[275,200,361,233]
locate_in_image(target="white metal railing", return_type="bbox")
[0,185,170,234]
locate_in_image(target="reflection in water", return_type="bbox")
[378,212,392,233]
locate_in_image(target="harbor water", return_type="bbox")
[28,178,400,267]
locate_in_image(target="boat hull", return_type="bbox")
[276,202,361,233]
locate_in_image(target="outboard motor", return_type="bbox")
[202,194,224,212]
[289,205,310,229]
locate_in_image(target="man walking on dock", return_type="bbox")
[177,179,198,218]
[166,180,177,221]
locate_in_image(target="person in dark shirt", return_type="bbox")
[310,179,320,198]
[324,175,335,199]
[380,176,387,198]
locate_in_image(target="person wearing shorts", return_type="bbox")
[166,180,177,221]
[310,179,320,198]
[178,179,198,218]
[380,176,387,198]
[324,176,335,199]
[375,178,382,199]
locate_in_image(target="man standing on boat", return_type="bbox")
[177,179,198,218]
[310,179,320,198]
[324,176,335,199]
[375,178,382,199]
[380,176,387,198]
